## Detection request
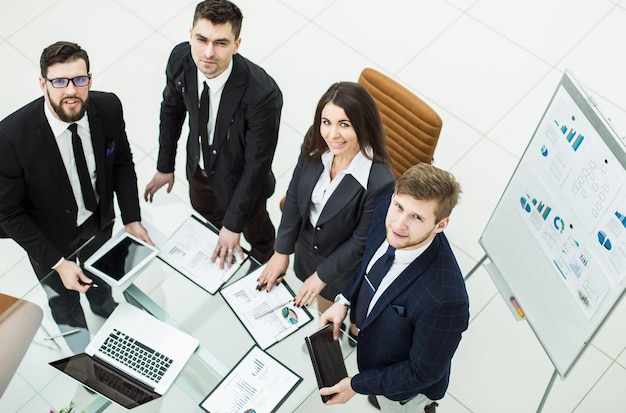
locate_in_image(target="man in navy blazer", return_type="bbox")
[320,163,470,412]
[0,41,151,337]
[144,0,282,266]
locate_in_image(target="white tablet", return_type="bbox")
[84,232,159,288]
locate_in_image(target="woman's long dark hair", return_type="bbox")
[303,82,390,164]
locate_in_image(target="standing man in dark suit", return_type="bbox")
[0,41,152,346]
[320,163,470,412]
[144,0,282,266]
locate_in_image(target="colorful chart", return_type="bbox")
[281,307,298,325]
[520,195,532,213]
[555,119,585,151]
[597,231,612,250]
[553,216,565,233]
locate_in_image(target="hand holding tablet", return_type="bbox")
[84,232,159,288]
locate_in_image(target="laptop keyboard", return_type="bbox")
[94,363,156,403]
[98,328,173,384]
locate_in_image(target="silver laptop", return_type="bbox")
[49,302,199,409]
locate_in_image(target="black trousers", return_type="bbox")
[189,167,276,263]
[30,213,117,329]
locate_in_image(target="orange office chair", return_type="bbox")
[357,67,442,178]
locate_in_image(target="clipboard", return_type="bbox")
[304,323,348,403]
[220,264,313,349]
[158,215,248,294]
[199,345,301,413]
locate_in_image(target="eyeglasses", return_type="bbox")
[44,75,91,88]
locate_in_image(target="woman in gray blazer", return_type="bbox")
[257,82,395,340]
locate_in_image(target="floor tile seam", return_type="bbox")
[112,0,195,33]
[479,67,555,158]
[568,359,616,412]
[439,391,475,413]
[94,29,172,78]
[0,255,29,285]
[466,290,499,325]
[5,374,41,412]
[393,6,468,79]
[462,8,598,71]
[616,347,626,369]
[1,1,59,44]
[256,0,339,66]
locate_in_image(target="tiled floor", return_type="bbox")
[2,1,626,412]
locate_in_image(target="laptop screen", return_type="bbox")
[49,353,160,409]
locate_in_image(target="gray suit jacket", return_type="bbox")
[275,149,395,288]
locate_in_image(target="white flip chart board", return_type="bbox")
[480,70,626,377]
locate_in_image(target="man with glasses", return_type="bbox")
[144,0,282,267]
[0,41,152,351]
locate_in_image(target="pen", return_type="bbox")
[254,299,293,319]
[45,328,81,340]
[510,297,525,318]
[79,280,98,288]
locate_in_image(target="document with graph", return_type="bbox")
[200,345,301,413]
[220,264,313,349]
[158,215,247,294]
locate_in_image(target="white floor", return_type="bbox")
[2,1,626,412]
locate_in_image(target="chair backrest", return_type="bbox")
[358,68,442,179]
[0,293,43,397]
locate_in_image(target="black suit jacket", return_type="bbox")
[275,150,395,289]
[0,92,141,270]
[156,43,283,233]
[344,191,470,401]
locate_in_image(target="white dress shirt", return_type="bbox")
[197,60,233,168]
[44,104,96,227]
[309,148,373,226]
[365,239,432,316]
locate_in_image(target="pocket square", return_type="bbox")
[106,140,116,157]
[392,304,406,317]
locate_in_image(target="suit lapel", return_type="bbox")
[296,159,323,219]
[316,175,363,226]
[214,55,246,146]
[182,59,199,126]
[359,235,442,331]
[34,101,74,199]
[86,99,105,196]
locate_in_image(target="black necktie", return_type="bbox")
[354,244,396,326]
[199,81,210,171]
[68,124,97,212]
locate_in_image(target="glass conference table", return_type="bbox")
[8,222,355,412]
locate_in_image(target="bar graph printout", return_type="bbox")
[221,264,313,349]
[158,215,247,294]
[200,346,301,413]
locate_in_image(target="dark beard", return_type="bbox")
[49,94,88,123]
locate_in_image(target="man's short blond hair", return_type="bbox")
[395,163,461,222]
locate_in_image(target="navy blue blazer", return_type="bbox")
[156,43,283,233]
[0,92,141,271]
[275,149,394,290]
[344,191,470,401]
